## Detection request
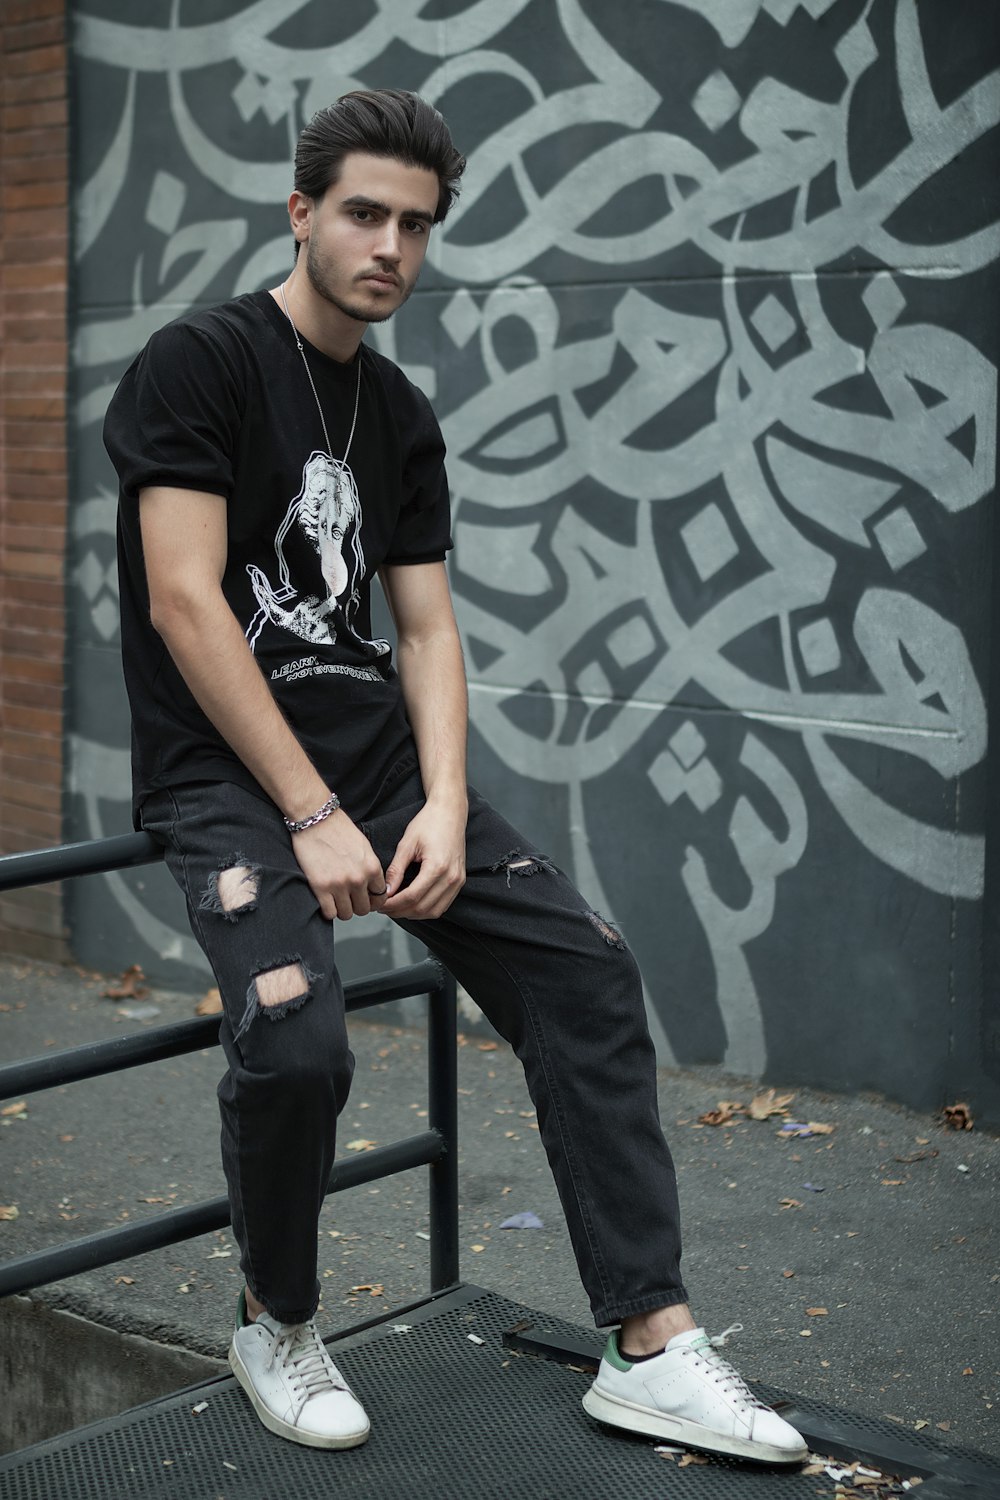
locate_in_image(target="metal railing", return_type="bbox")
[0,834,459,1301]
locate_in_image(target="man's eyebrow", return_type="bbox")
[340,193,434,225]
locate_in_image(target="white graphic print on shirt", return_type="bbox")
[245,450,389,676]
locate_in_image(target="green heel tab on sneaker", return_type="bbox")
[236,1288,249,1328]
[605,1331,633,1372]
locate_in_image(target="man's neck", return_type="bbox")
[269,271,366,364]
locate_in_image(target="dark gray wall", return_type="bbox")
[66,0,1000,1120]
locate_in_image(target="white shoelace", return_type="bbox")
[268,1321,348,1411]
[687,1324,769,1411]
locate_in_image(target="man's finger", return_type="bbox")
[333,889,356,921]
[383,870,458,920]
[383,838,418,896]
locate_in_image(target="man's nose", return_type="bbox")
[373,220,402,263]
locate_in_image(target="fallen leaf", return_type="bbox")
[698,1099,744,1126]
[477,1042,498,1051]
[962,1367,974,1376]
[747,1089,795,1120]
[806,1307,828,1316]
[470,1243,485,1253]
[59,1134,75,1143]
[195,987,223,1016]
[895,1150,939,1164]
[881,1178,907,1187]
[914,1419,929,1430]
[678,1452,708,1466]
[103,964,149,1000]
[779,1198,803,1210]
[345,1139,377,1152]
[0,1205,20,1221]
[114,1276,135,1285]
[936,1421,951,1431]
[805,1121,835,1135]
[1,1101,28,1118]
[782,1269,795,1278]
[942,1102,974,1131]
[799,1330,812,1337]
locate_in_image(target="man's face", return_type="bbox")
[293,152,439,326]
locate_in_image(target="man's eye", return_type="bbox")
[352,209,373,222]
[404,220,426,235]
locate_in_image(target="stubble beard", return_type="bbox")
[305,239,414,326]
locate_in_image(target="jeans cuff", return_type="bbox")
[595,1285,690,1327]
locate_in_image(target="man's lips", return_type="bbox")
[358,272,399,289]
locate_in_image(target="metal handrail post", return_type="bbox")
[427,966,460,1291]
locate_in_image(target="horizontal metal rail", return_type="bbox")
[0,1132,443,1300]
[0,832,162,892]
[0,958,444,1101]
[0,833,461,1303]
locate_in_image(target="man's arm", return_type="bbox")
[139,485,386,919]
[378,560,468,919]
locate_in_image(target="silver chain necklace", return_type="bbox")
[279,280,361,468]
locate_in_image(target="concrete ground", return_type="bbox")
[0,955,997,1462]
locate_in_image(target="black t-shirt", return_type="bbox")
[105,290,452,823]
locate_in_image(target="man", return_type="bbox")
[105,88,806,1463]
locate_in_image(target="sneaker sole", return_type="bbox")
[228,1343,371,1450]
[581,1386,808,1465]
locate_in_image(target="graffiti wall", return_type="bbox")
[67,0,1000,1116]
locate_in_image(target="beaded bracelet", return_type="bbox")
[284,792,341,834]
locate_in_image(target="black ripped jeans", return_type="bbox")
[140,761,688,1328]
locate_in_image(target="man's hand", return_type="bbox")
[380,800,467,920]
[292,812,388,921]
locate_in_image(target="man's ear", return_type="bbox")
[288,191,312,246]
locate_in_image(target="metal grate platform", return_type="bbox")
[3,1287,998,1499]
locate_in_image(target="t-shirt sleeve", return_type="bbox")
[383,383,453,565]
[103,319,242,502]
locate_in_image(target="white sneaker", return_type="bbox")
[582,1324,807,1464]
[229,1292,370,1449]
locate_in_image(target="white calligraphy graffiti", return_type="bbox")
[70,0,998,1070]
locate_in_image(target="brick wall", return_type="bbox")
[0,0,70,961]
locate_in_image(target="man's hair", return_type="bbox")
[294,89,466,225]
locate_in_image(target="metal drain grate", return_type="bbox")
[3,1289,998,1500]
